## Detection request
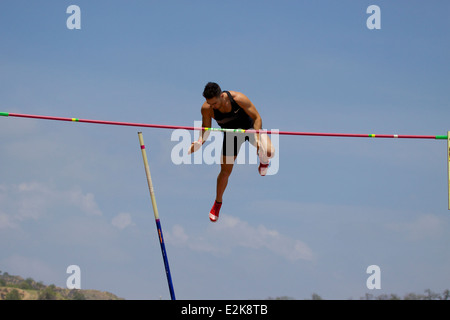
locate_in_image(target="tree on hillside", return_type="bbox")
[38,285,57,300]
[5,289,22,300]
[71,290,86,300]
[311,293,323,300]
[19,278,34,290]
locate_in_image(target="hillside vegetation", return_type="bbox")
[2,270,449,300]
[0,271,123,300]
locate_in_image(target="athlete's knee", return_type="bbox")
[266,146,275,159]
[260,144,275,159]
[258,135,275,159]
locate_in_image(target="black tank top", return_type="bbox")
[213,91,254,129]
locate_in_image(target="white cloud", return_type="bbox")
[0,181,103,229]
[165,214,314,262]
[67,189,102,216]
[168,224,189,244]
[111,213,134,230]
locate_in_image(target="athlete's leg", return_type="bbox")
[216,155,237,202]
[210,132,240,222]
[258,131,275,161]
[216,132,242,201]
[209,155,237,222]
[248,130,275,175]
[248,131,275,160]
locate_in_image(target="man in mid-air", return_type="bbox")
[189,82,275,222]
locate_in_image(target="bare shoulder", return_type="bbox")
[201,101,213,117]
[229,90,253,108]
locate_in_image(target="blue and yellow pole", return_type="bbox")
[138,132,176,300]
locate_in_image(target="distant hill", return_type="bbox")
[0,271,124,300]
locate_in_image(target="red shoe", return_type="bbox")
[258,161,270,176]
[209,201,222,222]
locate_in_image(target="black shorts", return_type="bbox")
[222,131,255,157]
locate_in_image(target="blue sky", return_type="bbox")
[0,1,449,300]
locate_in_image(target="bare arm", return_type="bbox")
[232,92,263,148]
[188,102,212,154]
[200,102,212,141]
[232,92,263,130]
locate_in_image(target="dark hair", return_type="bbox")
[203,82,222,99]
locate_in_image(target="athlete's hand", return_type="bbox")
[188,140,203,154]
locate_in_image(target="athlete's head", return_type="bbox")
[203,82,224,110]
[203,82,222,99]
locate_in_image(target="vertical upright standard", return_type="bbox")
[448,132,450,210]
[138,132,176,300]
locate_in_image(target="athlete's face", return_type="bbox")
[206,96,223,110]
